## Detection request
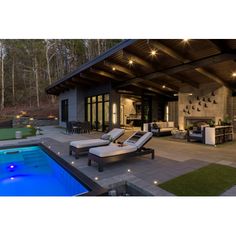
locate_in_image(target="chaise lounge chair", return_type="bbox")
[88,131,155,172]
[69,128,125,158]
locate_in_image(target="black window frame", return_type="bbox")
[61,99,69,122]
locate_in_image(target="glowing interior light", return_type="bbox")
[127,169,131,173]
[162,85,166,88]
[112,67,116,71]
[10,177,14,180]
[10,165,14,169]
[57,152,61,155]
[128,59,133,65]
[112,103,117,124]
[71,161,74,165]
[232,72,236,77]
[29,117,34,121]
[94,177,99,181]
[48,146,51,149]
[16,115,21,119]
[183,38,189,42]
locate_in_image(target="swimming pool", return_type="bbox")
[0,144,105,196]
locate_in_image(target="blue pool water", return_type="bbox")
[0,146,89,196]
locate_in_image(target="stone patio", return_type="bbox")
[1,126,236,196]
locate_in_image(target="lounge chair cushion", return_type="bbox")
[101,128,125,141]
[89,144,137,157]
[124,131,153,149]
[70,139,110,148]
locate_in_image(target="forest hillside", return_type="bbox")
[0,39,121,119]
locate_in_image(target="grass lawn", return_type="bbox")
[0,127,36,141]
[159,164,236,196]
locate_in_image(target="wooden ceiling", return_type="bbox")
[46,39,236,97]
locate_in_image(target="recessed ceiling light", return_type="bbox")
[128,59,133,65]
[150,50,157,56]
[162,85,166,88]
[232,72,236,77]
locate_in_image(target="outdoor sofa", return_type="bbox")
[88,131,154,172]
[150,121,175,136]
[69,128,125,158]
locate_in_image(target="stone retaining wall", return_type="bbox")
[13,117,58,127]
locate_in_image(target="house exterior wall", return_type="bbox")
[59,88,78,127]
[178,83,231,130]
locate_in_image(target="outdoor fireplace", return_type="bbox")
[185,116,215,128]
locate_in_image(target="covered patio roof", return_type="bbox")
[46,39,236,97]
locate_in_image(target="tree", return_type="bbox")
[0,41,5,110]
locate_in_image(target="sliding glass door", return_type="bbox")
[85,94,110,131]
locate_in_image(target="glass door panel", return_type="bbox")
[97,102,103,131]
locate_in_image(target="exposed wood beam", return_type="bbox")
[195,68,226,86]
[132,82,173,98]
[103,60,135,77]
[144,80,179,92]
[149,40,231,87]
[90,68,122,81]
[169,74,199,89]
[116,52,236,89]
[122,49,155,71]
[209,39,231,53]
[149,40,189,63]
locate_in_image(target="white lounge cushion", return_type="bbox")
[168,122,174,128]
[160,128,172,132]
[70,128,124,149]
[89,144,137,157]
[124,131,153,149]
[101,128,125,141]
[70,139,109,148]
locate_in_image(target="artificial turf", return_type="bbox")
[159,164,236,196]
[0,127,36,140]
